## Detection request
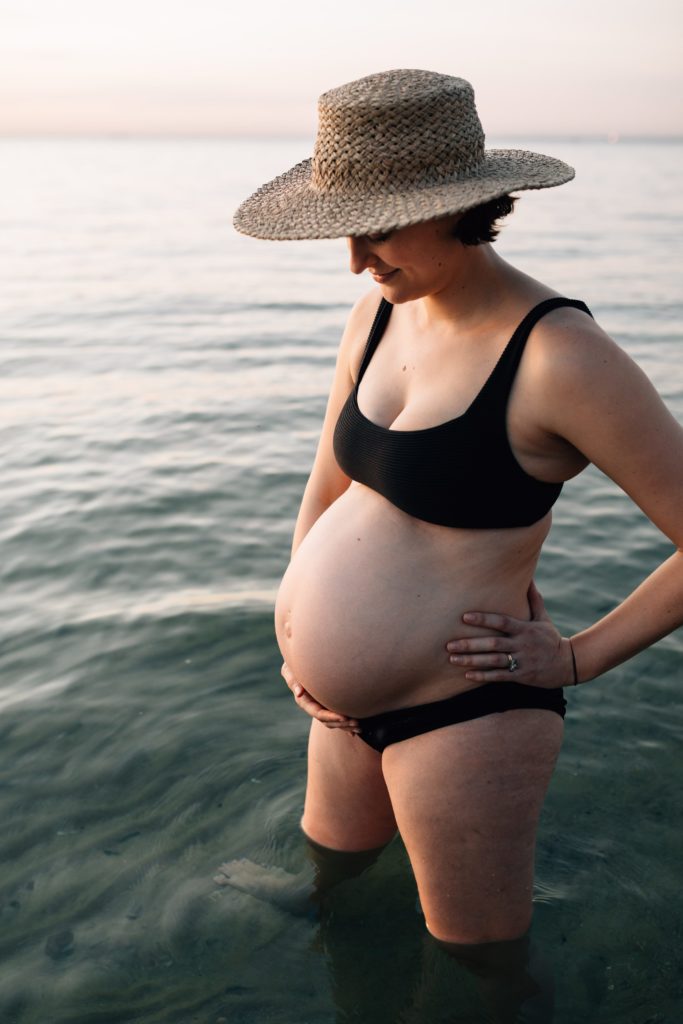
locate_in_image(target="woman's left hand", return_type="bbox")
[445,580,575,688]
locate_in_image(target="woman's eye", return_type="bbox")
[367,233,390,243]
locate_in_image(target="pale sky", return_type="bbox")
[1,0,681,137]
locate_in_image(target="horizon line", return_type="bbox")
[1,131,682,144]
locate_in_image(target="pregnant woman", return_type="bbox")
[230,70,683,1017]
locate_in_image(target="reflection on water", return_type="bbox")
[0,137,681,1022]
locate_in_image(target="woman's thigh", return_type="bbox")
[381,708,563,944]
[302,719,398,850]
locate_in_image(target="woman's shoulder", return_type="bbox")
[346,286,385,332]
[339,287,385,380]
[524,298,628,384]
[520,297,676,451]
[493,264,601,359]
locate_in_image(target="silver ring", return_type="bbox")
[507,654,519,673]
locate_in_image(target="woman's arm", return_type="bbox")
[448,313,683,686]
[290,289,380,556]
[282,290,381,727]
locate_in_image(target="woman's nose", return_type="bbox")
[347,236,371,275]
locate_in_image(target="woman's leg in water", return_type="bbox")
[214,718,397,908]
[302,717,398,851]
[380,706,563,1023]
[303,719,426,1023]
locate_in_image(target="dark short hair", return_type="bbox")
[453,194,518,245]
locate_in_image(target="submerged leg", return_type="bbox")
[381,707,563,944]
[436,932,555,1024]
[215,719,396,913]
[298,721,427,1022]
[304,832,389,901]
[379,705,562,1021]
[213,831,388,914]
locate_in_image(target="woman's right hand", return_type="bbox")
[281,662,360,733]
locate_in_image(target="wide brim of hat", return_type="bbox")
[233,149,574,241]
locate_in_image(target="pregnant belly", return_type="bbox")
[275,484,547,718]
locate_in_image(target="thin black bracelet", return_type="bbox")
[568,638,579,686]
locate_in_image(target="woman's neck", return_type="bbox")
[414,245,521,333]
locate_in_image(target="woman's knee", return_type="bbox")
[425,909,533,949]
[301,809,397,851]
[432,929,555,1024]
[430,927,532,967]
[301,827,392,895]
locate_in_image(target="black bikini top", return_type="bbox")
[333,296,593,529]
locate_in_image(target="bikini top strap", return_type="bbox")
[482,297,594,406]
[355,299,393,386]
[354,296,594,403]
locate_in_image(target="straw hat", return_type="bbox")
[233,69,574,241]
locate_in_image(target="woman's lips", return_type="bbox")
[371,269,398,283]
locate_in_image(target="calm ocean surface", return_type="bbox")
[1,137,681,1024]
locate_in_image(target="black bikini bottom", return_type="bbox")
[357,682,567,753]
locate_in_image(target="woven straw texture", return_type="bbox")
[234,70,575,240]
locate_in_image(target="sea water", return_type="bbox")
[0,137,681,1023]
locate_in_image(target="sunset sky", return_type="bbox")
[2,0,681,137]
